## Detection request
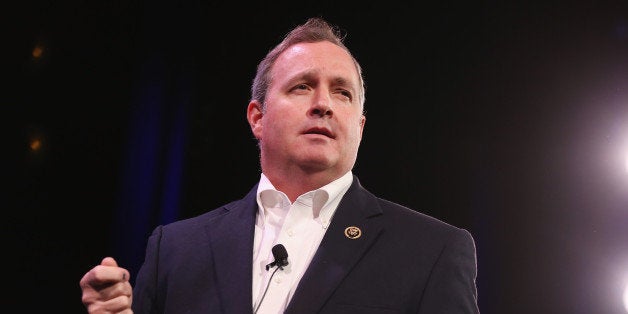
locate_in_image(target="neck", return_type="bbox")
[263,168,347,203]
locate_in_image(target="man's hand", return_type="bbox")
[80,257,133,313]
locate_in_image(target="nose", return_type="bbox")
[309,94,333,118]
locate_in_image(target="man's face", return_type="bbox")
[248,41,365,178]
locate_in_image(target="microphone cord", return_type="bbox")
[253,266,281,314]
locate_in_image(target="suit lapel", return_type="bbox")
[286,177,384,314]
[205,185,258,314]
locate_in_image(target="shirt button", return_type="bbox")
[275,277,282,283]
[287,229,294,237]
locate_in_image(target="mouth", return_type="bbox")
[303,127,335,139]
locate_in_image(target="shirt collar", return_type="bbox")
[255,171,354,224]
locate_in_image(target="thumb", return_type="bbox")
[101,256,119,267]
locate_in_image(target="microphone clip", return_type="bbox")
[265,244,289,271]
[265,257,288,271]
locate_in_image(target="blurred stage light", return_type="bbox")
[30,138,41,152]
[32,44,44,59]
[624,282,628,313]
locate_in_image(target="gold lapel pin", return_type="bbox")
[344,226,362,239]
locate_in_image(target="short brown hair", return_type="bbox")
[250,17,366,111]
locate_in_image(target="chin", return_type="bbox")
[298,156,336,171]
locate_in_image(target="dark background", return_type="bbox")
[7,1,628,313]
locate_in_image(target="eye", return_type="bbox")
[337,89,353,101]
[293,84,309,90]
[289,83,311,95]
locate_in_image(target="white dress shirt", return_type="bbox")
[251,171,353,313]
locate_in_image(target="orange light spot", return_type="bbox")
[32,45,44,58]
[30,139,41,151]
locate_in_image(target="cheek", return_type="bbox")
[263,112,293,139]
[347,117,364,139]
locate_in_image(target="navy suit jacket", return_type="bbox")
[132,176,479,313]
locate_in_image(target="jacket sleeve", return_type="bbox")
[418,228,480,314]
[131,225,164,314]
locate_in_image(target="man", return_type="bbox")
[80,17,480,313]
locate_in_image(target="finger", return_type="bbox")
[98,279,133,301]
[80,264,130,291]
[100,257,130,282]
[80,266,122,287]
[85,293,132,313]
[81,280,132,310]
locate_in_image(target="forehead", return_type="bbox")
[271,41,360,87]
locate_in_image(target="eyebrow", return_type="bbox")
[289,70,356,92]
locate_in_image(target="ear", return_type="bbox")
[247,100,264,140]
[358,114,366,139]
